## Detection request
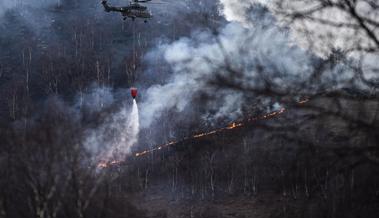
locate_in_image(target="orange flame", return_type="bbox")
[133,106,289,158]
[99,98,309,168]
[97,160,123,169]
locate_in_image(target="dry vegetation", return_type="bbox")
[0,1,378,218]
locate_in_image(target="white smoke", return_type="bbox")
[0,0,61,17]
[139,0,376,129]
[219,0,379,80]
[139,5,316,128]
[219,0,379,55]
[74,86,115,113]
[142,0,377,127]
[84,98,140,162]
[219,0,272,25]
[0,0,23,17]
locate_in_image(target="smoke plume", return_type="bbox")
[84,97,140,162]
[139,5,315,128]
[138,0,376,131]
[219,0,379,79]
[218,0,270,25]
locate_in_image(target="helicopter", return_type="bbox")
[101,0,154,22]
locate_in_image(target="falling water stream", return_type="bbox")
[97,99,140,167]
[128,99,140,148]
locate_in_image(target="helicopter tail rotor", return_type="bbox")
[101,1,111,12]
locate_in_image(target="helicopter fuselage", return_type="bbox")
[122,8,152,19]
[102,1,153,21]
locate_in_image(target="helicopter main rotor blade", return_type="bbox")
[133,0,169,4]
[146,2,165,4]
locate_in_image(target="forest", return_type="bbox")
[0,0,378,218]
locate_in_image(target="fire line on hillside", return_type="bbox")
[97,98,309,169]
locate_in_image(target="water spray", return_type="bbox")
[96,88,140,168]
[130,87,140,153]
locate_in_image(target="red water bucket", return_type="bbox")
[130,87,138,99]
